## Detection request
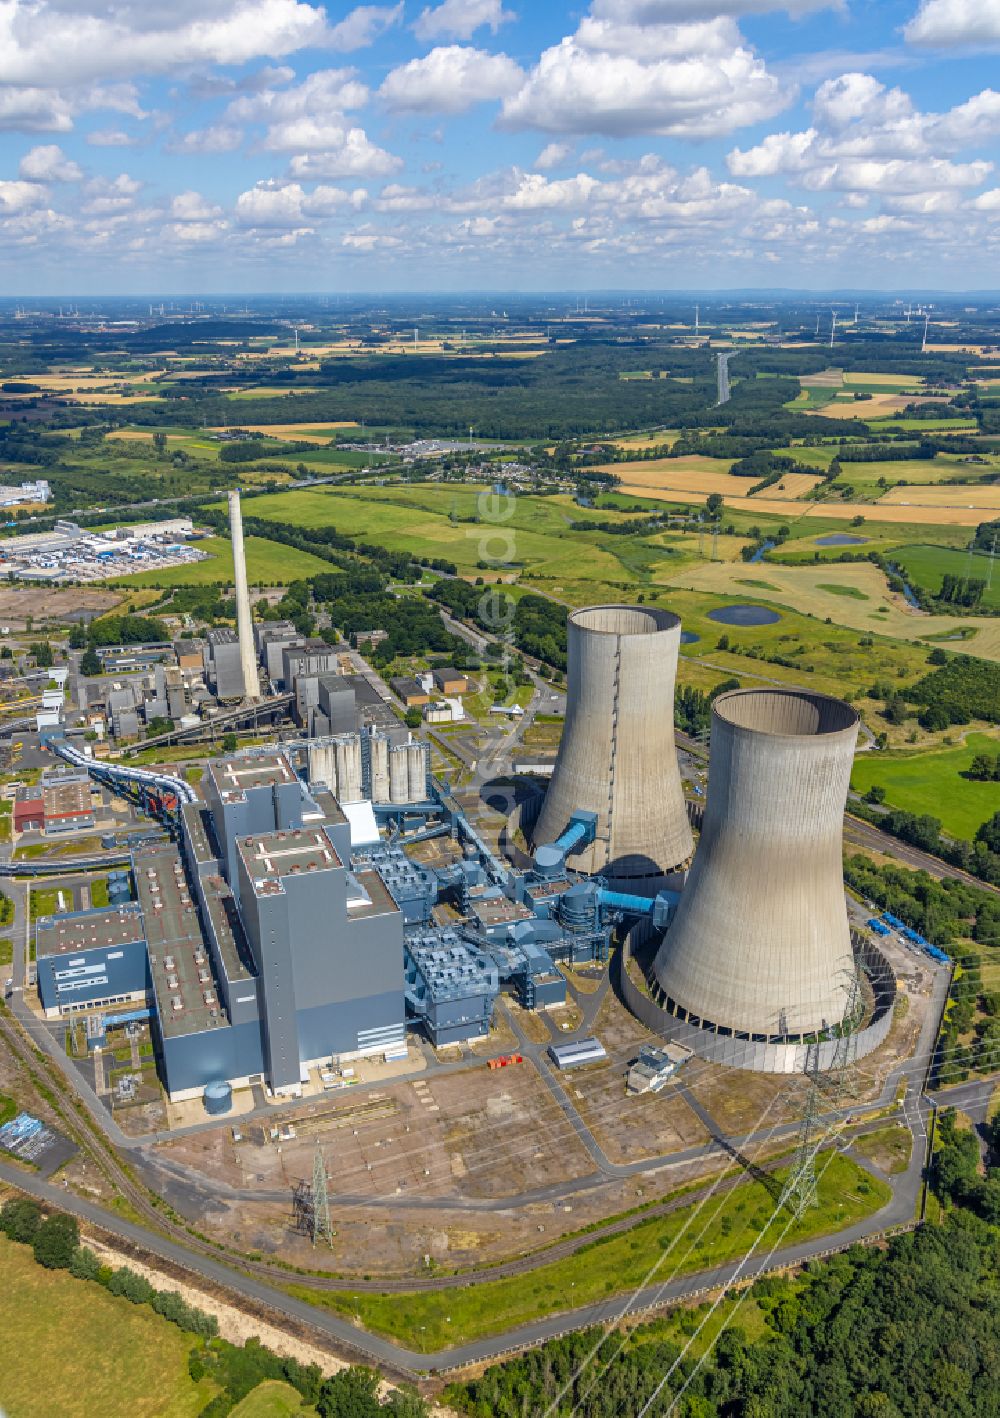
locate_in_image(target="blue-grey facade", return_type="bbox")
[36,905,149,1017]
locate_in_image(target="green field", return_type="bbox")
[891,543,1000,610]
[111,535,332,587]
[288,1151,888,1352]
[0,1236,216,1417]
[850,731,1000,839]
[230,1380,313,1416]
[246,483,694,591]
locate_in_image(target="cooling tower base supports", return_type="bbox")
[620,925,896,1074]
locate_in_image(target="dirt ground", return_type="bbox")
[0,586,121,626]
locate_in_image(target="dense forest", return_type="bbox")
[426,579,569,670]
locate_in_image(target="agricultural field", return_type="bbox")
[666,559,1000,663]
[594,455,824,502]
[245,483,698,592]
[849,732,1000,840]
[0,1235,217,1417]
[109,535,332,587]
[891,543,1000,609]
[879,482,1000,512]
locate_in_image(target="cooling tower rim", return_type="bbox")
[712,687,859,739]
[570,604,681,637]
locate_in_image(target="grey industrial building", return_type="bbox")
[204,628,245,701]
[36,749,407,1102]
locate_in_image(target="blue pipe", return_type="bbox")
[555,819,588,853]
[596,888,682,917]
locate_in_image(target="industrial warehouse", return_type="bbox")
[31,589,905,1114]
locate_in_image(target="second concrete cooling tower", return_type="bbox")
[652,688,859,1040]
[533,605,693,878]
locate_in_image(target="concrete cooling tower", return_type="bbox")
[533,605,693,879]
[652,688,859,1041]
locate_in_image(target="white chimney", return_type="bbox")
[228,490,259,700]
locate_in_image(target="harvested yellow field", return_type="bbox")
[667,559,1000,663]
[24,370,166,390]
[812,393,912,418]
[879,483,1000,511]
[71,392,165,404]
[210,421,358,441]
[107,430,187,443]
[609,432,679,450]
[801,370,844,388]
[604,457,823,502]
[745,497,987,527]
[843,373,917,388]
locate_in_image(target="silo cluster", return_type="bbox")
[533,605,693,880]
[651,689,859,1043]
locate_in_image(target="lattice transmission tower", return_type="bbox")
[781,961,864,1215]
[311,1144,335,1247]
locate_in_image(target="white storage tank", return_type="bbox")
[308,742,337,793]
[370,732,390,802]
[334,735,363,803]
[406,741,426,802]
[388,744,409,804]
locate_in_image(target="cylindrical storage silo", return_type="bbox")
[308,743,337,793]
[203,1080,233,1115]
[370,733,390,802]
[335,735,363,803]
[406,742,426,802]
[533,605,693,878]
[389,745,409,804]
[652,689,859,1042]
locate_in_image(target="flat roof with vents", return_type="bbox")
[208,752,296,805]
[133,841,224,1039]
[237,827,342,897]
[36,904,144,959]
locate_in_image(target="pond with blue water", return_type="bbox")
[680,631,700,644]
[815,534,868,547]
[707,605,783,627]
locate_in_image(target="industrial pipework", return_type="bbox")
[652,688,859,1041]
[533,605,693,879]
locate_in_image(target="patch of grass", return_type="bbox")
[0,1091,16,1125]
[816,582,870,600]
[288,1151,889,1351]
[110,535,332,588]
[0,1235,217,1417]
[0,937,12,966]
[892,543,1000,611]
[849,731,1000,840]
[28,888,63,918]
[89,877,109,908]
[852,1125,913,1176]
[736,578,781,591]
[230,1380,315,1416]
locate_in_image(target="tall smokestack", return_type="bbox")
[228,490,259,701]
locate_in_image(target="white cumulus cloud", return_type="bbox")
[18,143,82,181]
[905,0,1000,46]
[0,1,332,86]
[413,0,515,41]
[380,45,524,114]
[328,2,404,50]
[500,17,787,137]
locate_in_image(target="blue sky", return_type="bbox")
[1,0,1000,292]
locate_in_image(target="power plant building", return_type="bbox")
[651,689,859,1048]
[37,749,406,1100]
[533,605,693,879]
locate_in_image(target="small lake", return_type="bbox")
[815,534,868,547]
[707,605,782,627]
[680,630,700,644]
